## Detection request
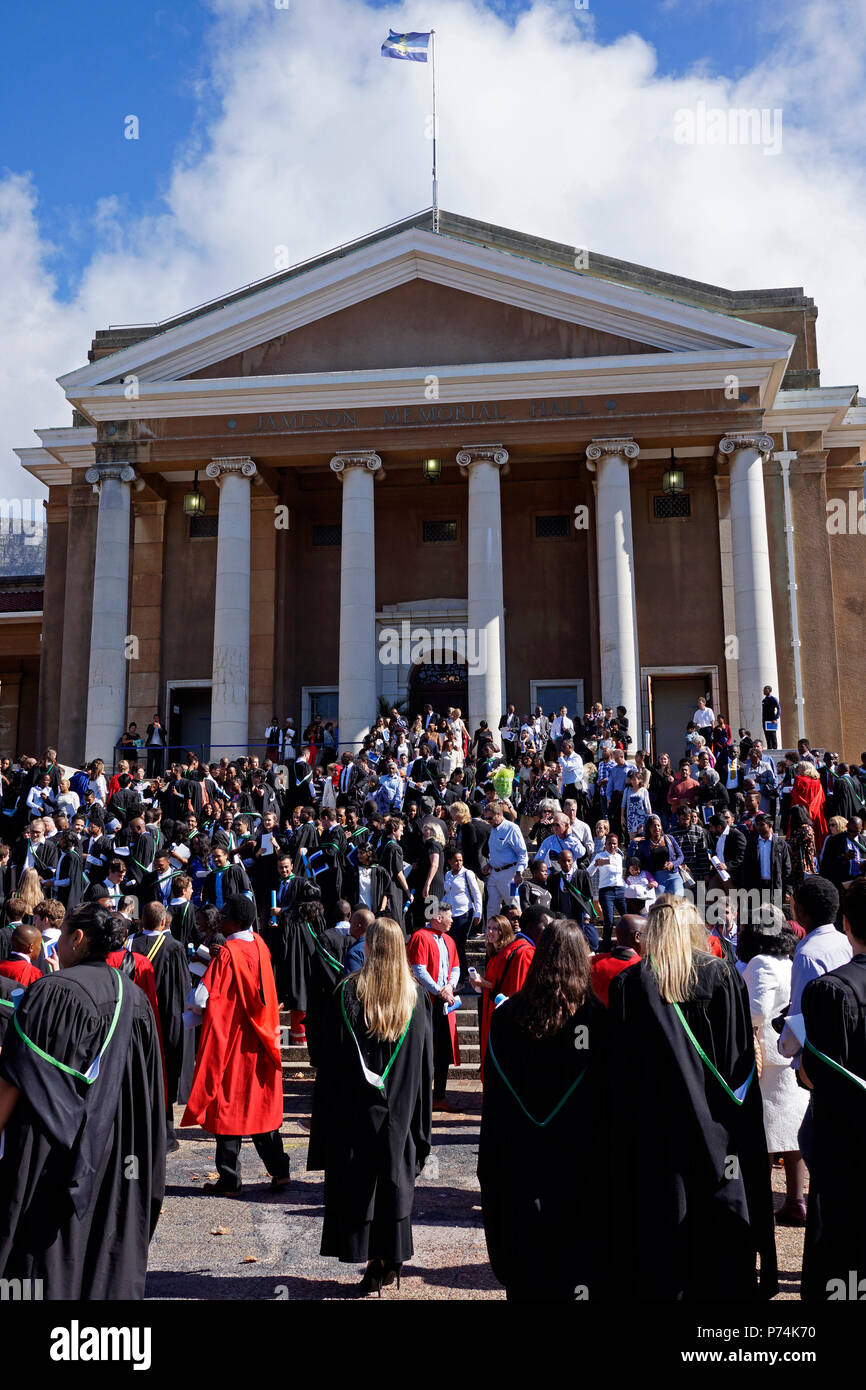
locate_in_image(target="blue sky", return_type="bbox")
[3,0,767,298]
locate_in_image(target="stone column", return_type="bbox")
[713,474,741,734]
[719,433,778,734]
[457,445,508,737]
[83,463,137,765]
[206,457,256,759]
[127,499,166,734]
[585,438,641,726]
[330,452,381,752]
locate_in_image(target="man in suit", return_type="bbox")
[707,810,748,889]
[498,705,521,766]
[11,818,58,890]
[404,751,438,811]
[820,816,866,892]
[533,706,553,759]
[742,813,792,901]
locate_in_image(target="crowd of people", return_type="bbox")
[0,689,864,1303]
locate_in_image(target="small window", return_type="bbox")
[535,514,570,538]
[189,515,218,539]
[312,523,342,546]
[422,520,458,543]
[652,494,691,520]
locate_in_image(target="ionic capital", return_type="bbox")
[456,444,509,473]
[85,462,138,493]
[329,452,383,479]
[585,438,639,472]
[719,432,775,459]
[206,456,258,484]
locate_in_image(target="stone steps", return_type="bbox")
[277,946,488,1080]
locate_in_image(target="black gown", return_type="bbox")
[608,952,777,1300]
[0,962,165,1298]
[304,928,351,1067]
[168,898,199,951]
[478,994,610,1301]
[308,977,433,1263]
[128,929,190,1112]
[0,972,16,1045]
[263,879,318,1008]
[376,838,407,930]
[800,953,866,1301]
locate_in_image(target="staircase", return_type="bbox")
[281,939,487,1079]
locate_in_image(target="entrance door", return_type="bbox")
[407,662,468,722]
[168,687,212,763]
[647,674,712,763]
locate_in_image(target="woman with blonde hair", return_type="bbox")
[14,868,42,924]
[608,895,777,1300]
[308,916,433,1295]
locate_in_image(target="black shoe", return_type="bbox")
[358,1258,384,1296]
[166,1134,181,1154]
[202,1180,243,1195]
[382,1263,403,1290]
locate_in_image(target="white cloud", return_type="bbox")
[4,0,866,500]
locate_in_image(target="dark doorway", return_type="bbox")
[407,662,468,721]
[168,686,212,763]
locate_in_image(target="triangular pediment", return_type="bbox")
[57,222,795,414]
[180,279,669,378]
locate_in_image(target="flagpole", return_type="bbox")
[430,29,439,233]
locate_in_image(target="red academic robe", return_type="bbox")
[590,949,640,1007]
[0,957,42,987]
[790,775,829,848]
[479,936,535,1082]
[407,927,461,1066]
[181,934,283,1136]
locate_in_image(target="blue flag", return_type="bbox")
[381,29,431,61]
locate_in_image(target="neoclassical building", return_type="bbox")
[15,209,866,764]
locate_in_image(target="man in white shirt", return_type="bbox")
[692,696,715,729]
[443,848,483,987]
[551,706,575,748]
[587,830,627,951]
[558,739,585,796]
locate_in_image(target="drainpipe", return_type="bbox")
[774,431,806,741]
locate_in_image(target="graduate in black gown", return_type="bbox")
[303,916,353,1068]
[273,880,327,1017]
[608,896,777,1300]
[49,831,85,911]
[128,899,191,1152]
[478,918,609,1301]
[799,878,866,1301]
[308,915,433,1293]
[0,902,165,1299]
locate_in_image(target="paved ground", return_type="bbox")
[146,1079,804,1301]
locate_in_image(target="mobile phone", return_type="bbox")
[468,967,479,979]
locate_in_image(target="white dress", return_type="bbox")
[742,953,808,1153]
